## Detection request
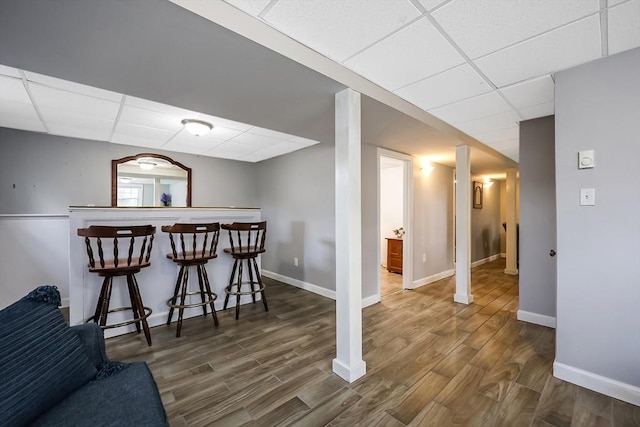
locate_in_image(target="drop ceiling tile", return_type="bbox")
[499,75,554,109]
[44,123,112,142]
[263,0,421,62]
[196,113,253,132]
[608,0,629,6]
[345,18,464,91]
[126,96,195,117]
[0,105,46,133]
[119,105,184,132]
[224,0,271,16]
[112,122,176,145]
[110,133,167,149]
[38,108,115,134]
[518,101,555,120]
[432,0,599,59]
[209,140,259,155]
[0,65,21,78]
[165,130,226,149]
[428,91,513,124]
[228,132,284,150]
[246,126,292,140]
[395,64,491,110]
[418,0,448,12]
[474,15,602,87]
[485,139,519,161]
[29,83,121,119]
[288,136,320,147]
[471,125,520,144]
[24,71,122,102]
[161,141,211,155]
[454,110,521,135]
[0,75,30,103]
[608,0,640,55]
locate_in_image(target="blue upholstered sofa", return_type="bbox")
[0,286,168,427]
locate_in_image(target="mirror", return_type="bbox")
[111,153,192,207]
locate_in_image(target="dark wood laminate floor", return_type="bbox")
[106,260,640,426]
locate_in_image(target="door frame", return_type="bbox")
[377,148,413,295]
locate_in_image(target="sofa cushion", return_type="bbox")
[0,286,98,427]
[32,362,169,427]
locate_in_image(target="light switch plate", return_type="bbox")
[580,188,596,206]
[578,150,595,169]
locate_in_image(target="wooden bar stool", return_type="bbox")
[221,221,268,319]
[162,223,220,337]
[77,225,155,346]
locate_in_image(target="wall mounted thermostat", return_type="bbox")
[578,150,595,169]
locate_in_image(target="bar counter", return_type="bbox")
[68,207,261,338]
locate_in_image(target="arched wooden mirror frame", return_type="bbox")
[111,153,192,207]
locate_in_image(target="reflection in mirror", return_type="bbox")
[111,153,192,207]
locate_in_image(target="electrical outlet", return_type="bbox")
[422,253,426,262]
[294,257,299,267]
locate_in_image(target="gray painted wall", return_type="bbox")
[0,128,258,214]
[555,48,640,387]
[519,116,556,319]
[413,163,455,280]
[361,144,379,299]
[255,142,337,292]
[470,178,502,262]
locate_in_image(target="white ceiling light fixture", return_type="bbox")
[137,159,157,170]
[181,118,213,136]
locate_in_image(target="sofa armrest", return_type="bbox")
[70,323,109,367]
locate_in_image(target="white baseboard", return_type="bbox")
[332,358,366,383]
[362,294,380,308]
[262,270,336,300]
[517,310,556,328]
[553,361,640,406]
[471,254,502,268]
[454,293,474,304]
[263,270,382,308]
[504,268,519,275]
[500,253,506,258]
[410,269,455,289]
[61,297,70,308]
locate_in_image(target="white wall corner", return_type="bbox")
[362,293,380,308]
[517,310,556,328]
[471,254,502,269]
[553,362,640,406]
[410,269,455,289]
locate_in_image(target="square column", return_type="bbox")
[333,88,366,382]
[454,145,473,304]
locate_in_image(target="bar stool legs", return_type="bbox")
[90,274,152,346]
[223,257,268,320]
[166,264,219,337]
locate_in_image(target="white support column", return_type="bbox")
[454,145,473,304]
[333,88,366,383]
[505,167,519,275]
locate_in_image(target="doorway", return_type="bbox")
[377,149,412,298]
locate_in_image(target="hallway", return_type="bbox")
[105,259,640,426]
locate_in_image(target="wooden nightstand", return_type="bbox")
[386,238,403,274]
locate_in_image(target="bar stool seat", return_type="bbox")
[162,223,220,337]
[221,221,268,319]
[77,225,155,346]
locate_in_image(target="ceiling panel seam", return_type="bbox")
[19,70,49,133]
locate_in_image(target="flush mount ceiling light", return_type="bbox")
[137,159,157,170]
[181,118,213,136]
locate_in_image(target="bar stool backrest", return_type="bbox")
[221,221,266,255]
[77,225,156,270]
[161,223,220,260]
